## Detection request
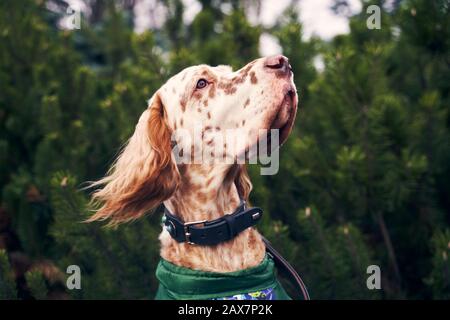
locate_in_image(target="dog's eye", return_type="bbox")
[196,79,208,89]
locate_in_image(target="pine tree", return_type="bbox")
[0,0,449,300]
[25,271,48,300]
[425,229,450,299]
[0,250,17,299]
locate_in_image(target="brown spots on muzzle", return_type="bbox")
[232,67,250,84]
[218,81,237,95]
[243,98,250,108]
[250,71,257,84]
[218,62,256,96]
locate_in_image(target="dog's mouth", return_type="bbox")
[269,87,297,146]
[243,86,298,161]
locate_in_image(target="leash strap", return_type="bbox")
[163,201,263,246]
[263,236,311,300]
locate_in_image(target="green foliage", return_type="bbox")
[0,250,17,300]
[295,207,380,299]
[0,0,449,299]
[25,271,48,300]
[425,229,450,299]
[49,172,161,299]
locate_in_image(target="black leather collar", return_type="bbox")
[162,200,263,246]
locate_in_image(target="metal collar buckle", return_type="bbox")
[183,220,207,245]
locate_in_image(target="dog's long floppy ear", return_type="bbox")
[87,93,180,226]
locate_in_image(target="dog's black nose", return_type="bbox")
[264,55,291,76]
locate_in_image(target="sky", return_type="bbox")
[251,0,362,39]
[254,0,363,55]
[66,0,363,56]
[134,0,363,56]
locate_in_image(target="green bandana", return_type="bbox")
[154,255,291,300]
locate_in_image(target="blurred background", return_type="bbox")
[0,0,449,299]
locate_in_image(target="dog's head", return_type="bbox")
[162,55,297,162]
[88,56,298,225]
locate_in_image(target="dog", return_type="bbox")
[88,55,298,299]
